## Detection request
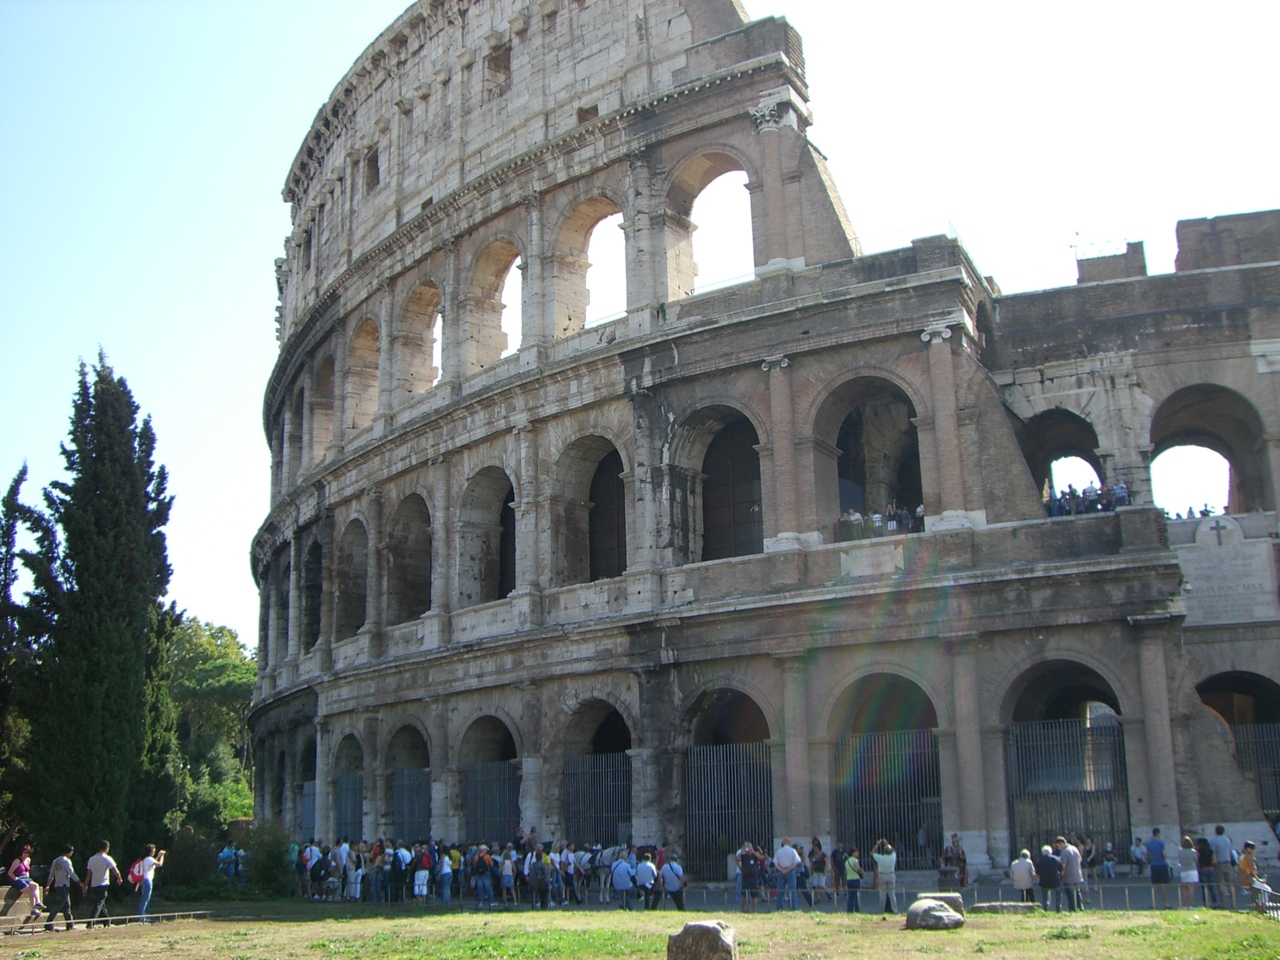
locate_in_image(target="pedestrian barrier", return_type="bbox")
[1,908,211,935]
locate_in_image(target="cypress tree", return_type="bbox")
[14,355,174,855]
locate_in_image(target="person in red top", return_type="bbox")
[7,844,44,918]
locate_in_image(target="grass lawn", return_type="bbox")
[0,904,1275,960]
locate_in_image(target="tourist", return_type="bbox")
[871,839,898,914]
[1237,840,1261,908]
[44,844,79,931]
[1177,836,1200,908]
[1195,837,1218,908]
[6,843,44,919]
[831,842,847,899]
[1034,844,1063,912]
[739,841,764,912]
[660,851,686,910]
[942,833,968,888]
[1102,842,1117,879]
[807,838,832,904]
[1210,826,1235,909]
[1147,828,1172,909]
[474,845,495,910]
[1130,836,1147,877]
[610,852,636,910]
[774,837,801,910]
[1055,836,1083,911]
[843,845,863,913]
[636,852,658,910]
[527,845,550,910]
[134,843,166,917]
[85,840,123,928]
[1010,849,1035,903]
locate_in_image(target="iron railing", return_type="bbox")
[684,742,774,881]
[463,760,521,844]
[392,767,432,843]
[334,774,363,841]
[297,780,317,840]
[1232,722,1280,817]
[564,752,632,847]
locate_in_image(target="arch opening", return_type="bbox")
[334,519,368,640]
[815,378,921,537]
[1150,384,1271,513]
[690,688,770,746]
[301,539,322,651]
[667,155,755,298]
[296,737,318,839]
[701,416,763,561]
[273,752,286,821]
[387,724,432,844]
[554,197,625,336]
[346,319,380,432]
[553,437,628,584]
[333,734,364,842]
[460,716,520,844]
[563,700,634,757]
[467,240,522,373]
[563,701,633,848]
[1008,660,1121,724]
[459,715,518,765]
[387,494,432,625]
[1014,408,1105,510]
[312,356,335,458]
[396,283,441,402]
[1151,445,1230,519]
[457,467,516,608]
[590,449,627,581]
[1197,672,1280,726]
[830,674,941,871]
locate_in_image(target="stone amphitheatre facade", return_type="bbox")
[250,0,1280,877]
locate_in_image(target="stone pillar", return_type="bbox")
[331,331,348,451]
[780,657,812,837]
[435,767,462,844]
[922,323,969,528]
[375,286,394,429]
[280,403,295,496]
[752,112,786,269]
[629,747,659,846]
[270,422,284,504]
[952,644,992,873]
[318,515,336,673]
[363,715,380,841]
[981,726,1011,867]
[763,356,801,547]
[366,489,384,657]
[282,735,297,836]
[1134,617,1181,835]
[256,572,270,675]
[624,152,656,313]
[287,537,302,663]
[522,193,549,366]
[299,359,314,475]
[519,757,543,835]
[808,738,833,849]
[315,719,332,843]
[438,241,463,397]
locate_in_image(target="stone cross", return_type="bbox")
[1209,519,1229,546]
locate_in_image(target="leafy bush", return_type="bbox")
[244,820,294,897]
[164,825,218,888]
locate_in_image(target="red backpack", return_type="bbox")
[420,850,433,871]
[128,859,145,884]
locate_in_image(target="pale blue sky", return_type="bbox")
[2,0,1276,644]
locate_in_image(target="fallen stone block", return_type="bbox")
[905,898,965,930]
[668,920,738,960]
[970,901,1039,914]
[911,892,964,915]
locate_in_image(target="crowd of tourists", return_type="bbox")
[1044,480,1130,517]
[1009,827,1266,911]
[290,829,687,911]
[732,835,906,914]
[834,504,925,541]
[6,839,166,930]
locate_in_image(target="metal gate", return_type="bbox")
[392,767,432,843]
[1231,723,1280,817]
[1006,719,1130,863]
[463,761,521,844]
[298,781,316,840]
[832,730,941,870]
[564,752,632,847]
[334,773,363,841]
[684,742,773,881]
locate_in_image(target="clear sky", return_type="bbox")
[2,0,1277,645]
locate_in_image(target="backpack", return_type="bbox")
[528,858,548,886]
[128,859,145,885]
[310,859,327,883]
[420,850,433,871]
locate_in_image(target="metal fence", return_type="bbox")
[334,774,363,841]
[463,760,521,843]
[1232,722,1280,817]
[564,752,632,847]
[392,767,432,843]
[297,781,316,840]
[1006,718,1130,863]
[684,742,774,881]
[832,730,941,870]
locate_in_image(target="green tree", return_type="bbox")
[10,355,176,856]
[0,469,33,846]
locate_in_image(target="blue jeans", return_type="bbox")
[138,878,153,916]
[1064,883,1083,911]
[616,886,634,910]
[776,871,797,910]
[476,874,493,907]
[845,878,861,913]
[1041,886,1063,912]
[440,874,451,904]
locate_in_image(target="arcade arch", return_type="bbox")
[346,318,380,431]
[312,355,335,456]
[457,467,516,608]
[552,436,627,585]
[1014,409,1103,502]
[1197,671,1280,727]
[386,724,431,843]
[334,519,368,639]
[386,494,432,625]
[459,715,520,843]
[562,700,634,847]
[665,153,756,300]
[1150,384,1272,513]
[301,539,323,651]
[297,736,317,839]
[813,377,922,531]
[333,734,364,841]
[466,239,522,373]
[700,415,763,561]
[553,196,625,336]
[395,283,441,402]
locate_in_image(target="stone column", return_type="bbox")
[763,356,801,548]
[438,241,463,397]
[300,359,314,475]
[521,193,549,367]
[287,537,302,663]
[1133,617,1181,835]
[520,757,543,835]
[375,283,394,431]
[624,152,656,313]
[808,738,833,849]
[363,715,380,842]
[331,331,348,451]
[270,422,284,504]
[629,747,659,846]
[280,403,296,496]
[282,735,297,836]
[315,719,333,843]
[751,109,786,269]
[318,515,336,673]
[951,644,992,873]
[780,657,812,837]
[922,322,969,528]
[365,489,385,658]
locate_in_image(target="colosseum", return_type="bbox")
[250,0,1280,878]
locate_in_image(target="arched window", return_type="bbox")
[701,417,762,561]
[458,468,517,608]
[1150,385,1269,514]
[312,355,335,457]
[666,154,755,299]
[589,450,627,580]
[333,735,364,842]
[553,196,625,336]
[1015,408,1103,505]
[1151,446,1230,519]
[563,701,633,847]
[459,716,520,843]
[347,319,380,431]
[466,240,522,374]
[387,726,431,844]
[335,519,368,639]
[301,539,322,651]
[387,494,432,624]
[287,389,305,485]
[395,284,441,403]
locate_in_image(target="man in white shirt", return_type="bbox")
[44,844,80,932]
[610,855,636,910]
[871,839,898,914]
[635,852,658,910]
[774,838,801,910]
[85,840,122,928]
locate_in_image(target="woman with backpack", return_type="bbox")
[129,844,166,917]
